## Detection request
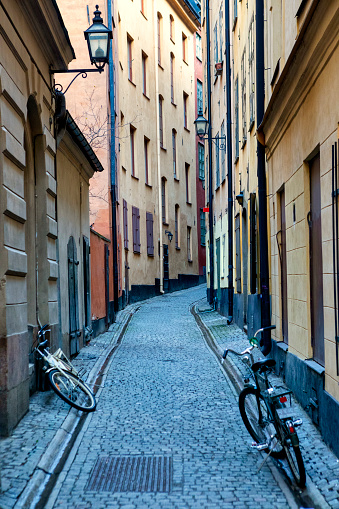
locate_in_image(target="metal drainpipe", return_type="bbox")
[108,0,119,314]
[224,0,233,322]
[206,0,214,305]
[256,0,271,355]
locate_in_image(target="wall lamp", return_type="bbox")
[50,5,112,94]
[194,111,226,151]
[165,230,174,243]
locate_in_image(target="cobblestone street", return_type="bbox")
[1,285,339,508]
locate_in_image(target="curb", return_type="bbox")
[191,302,331,509]
[14,306,137,509]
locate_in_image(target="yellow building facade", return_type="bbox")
[118,0,201,301]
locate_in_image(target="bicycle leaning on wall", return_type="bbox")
[222,325,306,487]
[33,324,96,412]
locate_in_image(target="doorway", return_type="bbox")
[163,244,169,292]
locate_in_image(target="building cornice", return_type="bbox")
[259,0,339,159]
[168,0,200,32]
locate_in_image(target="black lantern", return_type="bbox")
[84,5,113,70]
[194,111,209,138]
[165,230,173,243]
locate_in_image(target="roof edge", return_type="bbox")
[66,112,105,173]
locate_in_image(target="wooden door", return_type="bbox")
[309,153,324,365]
[279,190,288,343]
[68,236,79,355]
[163,244,169,292]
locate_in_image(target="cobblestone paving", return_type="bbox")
[197,300,339,508]
[0,310,134,509]
[48,286,293,509]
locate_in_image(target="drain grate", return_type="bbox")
[85,455,173,493]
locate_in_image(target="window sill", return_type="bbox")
[141,11,147,20]
[186,201,192,206]
[160,145,167,152]
[183,59,188,66]
[128,78,136,87]
[304,359,325,376]
[249,120,255,132]
[170,37,175,44]
[143,93,150,101]
[176,246,180,251]
[131,174,139,181]
[188,258,193,263]
[233,16,238,32]
[145,183,152,188]
[133,250,141,255]
[171,101,177,107]
[184,126,190,133]
[174,177,180,182]
[158,63,164,71]
[241,138,247,150]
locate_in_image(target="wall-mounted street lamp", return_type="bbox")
[194,111,226,151]
[165,230,174,243]
[50,5,112,94]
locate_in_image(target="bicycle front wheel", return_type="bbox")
[239,387,285,459]
[48,369,96,412]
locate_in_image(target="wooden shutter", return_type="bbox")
[123,199,128,249]
[235,214,241,293]
[250,193,256,294]
[132,206,140,253]
[146,212,154,256]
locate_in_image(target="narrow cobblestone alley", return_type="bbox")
[46,286,294,509]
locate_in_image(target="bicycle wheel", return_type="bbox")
[48,369,96,412]
[283,438,306,487]
[239,387,285,459]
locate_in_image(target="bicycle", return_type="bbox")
[222,325,306,487]
[33,324,96,412]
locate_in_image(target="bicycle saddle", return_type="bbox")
[251,358,276,373]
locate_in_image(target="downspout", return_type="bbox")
[256,0,271,355]
[108,0,119,313]
[206,0,214,305]
[224,0,233,323]
[154,0,164,293]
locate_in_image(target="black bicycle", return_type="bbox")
[222,325,306,487]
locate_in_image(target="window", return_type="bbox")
[250,192,257,294]
[198,143,205,181]
[196,33,202,61]
[130,125,136,176]
[200,209,206,246]
[234,76,239,160]
[235,213,241,292]
[146,212,154,256]
[219,8,223,61]
[170,53,175,103]
[172,129,177,178]
[123,199,128,249]
[197,80,203,113]
[215,133,220,188]
[170,15,174,42]
[144,137,149,184]
[161,177,167,223]
[182,33,187,62]
[213,22,218,64]
[142,52,147,96]
[157,13,162,66]
[241,49,247,145]
[159,95,164,147]
[222,234,226,276]
[249,15,255,129]
[221,121,225,181]
[127,35,133,81]
[234,0,238,26]
[175,204,180,248]
[132,206,140,254]
[185,163,190,203]
[183,92,188,129]
[187,226,192,261]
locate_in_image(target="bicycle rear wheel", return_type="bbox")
[239,387,285,459]
[48,369,96,412]
[283,436,306,487]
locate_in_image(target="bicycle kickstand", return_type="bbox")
[255,437,279,474]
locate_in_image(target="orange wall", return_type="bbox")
[90,229,111,320]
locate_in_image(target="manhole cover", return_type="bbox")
[86,455,173,493]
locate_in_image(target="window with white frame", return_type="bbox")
[241,49,247,145]
[196,33,202,61]
[249,15,255,129]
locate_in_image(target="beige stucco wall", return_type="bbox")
[0,0,73,434]
[264,0,339,400]
[118,0,200,294]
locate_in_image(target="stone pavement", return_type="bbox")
[0,284,338,509]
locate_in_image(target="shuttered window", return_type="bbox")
[123,199,128,250]
[159,95,164,147]
[146,212,154,256]
[132,206,140,253]
[250,193,257,294]
[170,53,175,103]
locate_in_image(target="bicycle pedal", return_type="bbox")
[251,442,268,451]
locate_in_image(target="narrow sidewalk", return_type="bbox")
[0,304,138,509]
[193,297,339,509]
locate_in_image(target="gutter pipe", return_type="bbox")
[256,0,271,355]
